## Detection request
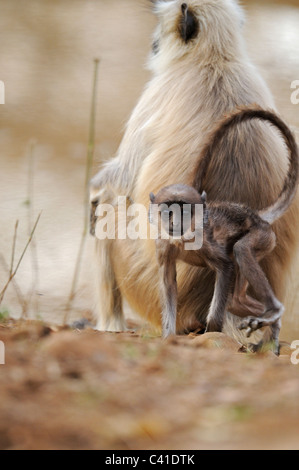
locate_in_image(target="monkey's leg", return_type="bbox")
[206,262,234,333]
[157,243,178,338]
[233,230,283,353]
[229,269,265,318]
[94,238,126,332]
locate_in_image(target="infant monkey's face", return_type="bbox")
[159,202,193,237]
[149,184,204,239]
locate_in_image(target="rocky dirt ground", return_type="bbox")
[1,318,299,450]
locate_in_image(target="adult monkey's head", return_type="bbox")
[148,1,246,72]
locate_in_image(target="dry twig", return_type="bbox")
[64,58,100,323]
[0,213,42,306]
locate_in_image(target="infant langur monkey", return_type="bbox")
[149,107,299,353]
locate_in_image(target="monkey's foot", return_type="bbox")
[71,318,93,330]
[239,307,284,338]
[95,317,128,332]
[248,340,280,356]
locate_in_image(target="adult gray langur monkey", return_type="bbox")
[90,0,299,343]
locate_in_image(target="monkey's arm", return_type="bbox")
[90,92,155,205]
[156,241,179,338]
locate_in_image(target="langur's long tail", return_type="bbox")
[192,106,299,224]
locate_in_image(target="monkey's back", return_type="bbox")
[204,202,272,257]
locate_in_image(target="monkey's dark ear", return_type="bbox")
[179,5,200,43]
[150,192,155,203]
[201,191,207,204]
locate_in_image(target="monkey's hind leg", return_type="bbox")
[229,269,265,318]
[94,238,126,332]
[233,229,283,354]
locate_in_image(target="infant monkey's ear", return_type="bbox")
[201,191,207,204]
[149,192,156,203]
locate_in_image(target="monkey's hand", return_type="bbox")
[90,186,115,237]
